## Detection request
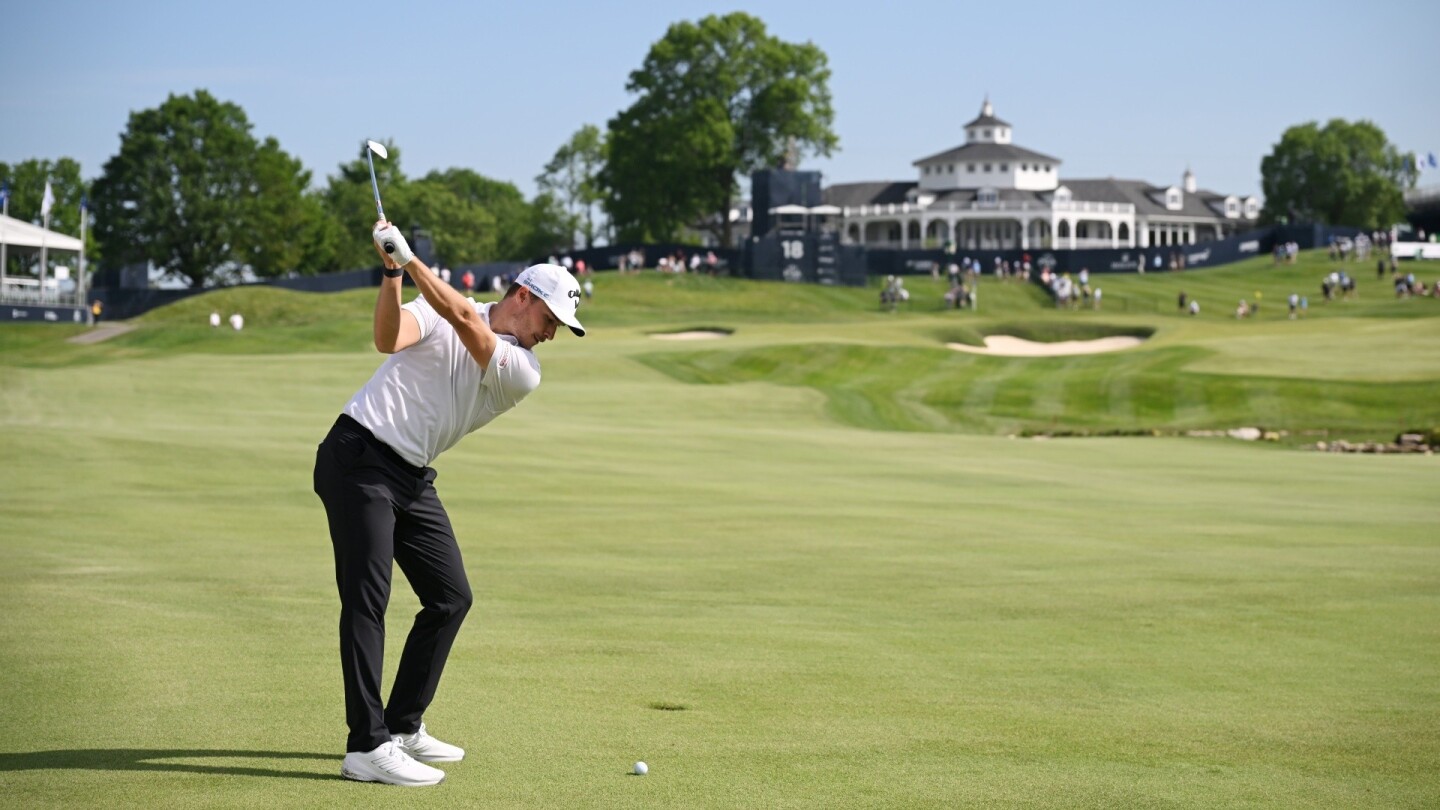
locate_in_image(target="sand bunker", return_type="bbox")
[650,330,731,341]
[947,335,1144,357]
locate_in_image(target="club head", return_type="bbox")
[366,140,388,160]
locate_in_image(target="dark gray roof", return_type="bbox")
[1061,178,1235,219]
[914,141,1061,166]
[964,112,1011,128]
[823,176,1250,221]
[823,181,916,207]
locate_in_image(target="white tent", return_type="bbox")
[808,204,842,215]
[0,212,83,251]
[768,204,810,215]
[1,212,86,304]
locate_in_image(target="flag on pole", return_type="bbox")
[1428,152,1438,169]
[41,179,55,219]
[0,180,9,206]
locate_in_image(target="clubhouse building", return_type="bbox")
[824,98,1260,251]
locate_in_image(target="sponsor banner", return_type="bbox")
[2,304,88,324]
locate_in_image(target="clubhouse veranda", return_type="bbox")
[824,98,1261,251]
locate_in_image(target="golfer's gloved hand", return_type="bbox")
[373,223,415,267]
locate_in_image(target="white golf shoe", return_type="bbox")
[393,722,465,762]
[341,740,445,786]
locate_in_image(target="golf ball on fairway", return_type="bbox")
[634,761,648,776]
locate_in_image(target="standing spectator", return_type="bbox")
[439,267,451,286]
[1288,292,1299,320]
[1178,290,1188,311]
[210,311,222,328]
[1188,299,1200,316]
[461,270,476,292]
[90,299,103,323]
[229,312,245,331]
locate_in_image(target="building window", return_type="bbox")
[984,164,992,172]
[948,164,954,173]
[967,164,976,172]
[1000,164,1009,172]
[983,129,991,138]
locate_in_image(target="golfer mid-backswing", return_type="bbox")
[314,221,584,786]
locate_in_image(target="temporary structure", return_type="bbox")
[0,213,85,303]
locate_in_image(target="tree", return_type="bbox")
[240,138,340,280]
[421,168,533,260]
[1260,119,1417,229]
[537,125,605,249]
[600,12,838,245]
[90,90,315,287]
[0,157,97,272]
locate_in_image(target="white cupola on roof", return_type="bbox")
[1183,166,1197,193]
[965,96,1012,145]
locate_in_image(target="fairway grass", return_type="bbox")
[1,252,1437,807]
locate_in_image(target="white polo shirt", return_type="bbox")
[344,296,541,467]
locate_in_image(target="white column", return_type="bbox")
[1020,218,1030,250]
[901,218,909,250]
[1111,217,1119,248]
[1067,219,1076,250]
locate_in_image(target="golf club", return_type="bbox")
[364,139,395,255]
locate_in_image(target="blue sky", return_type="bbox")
[3,0,1437,203]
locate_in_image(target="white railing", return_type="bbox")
[844,199,1135,217]
[1052,201,1135,214]
[1066,238,1121,249]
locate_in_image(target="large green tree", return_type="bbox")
[241,138,341,280]
[421,168,536,260]
[90,90,318,287]
[600,12,838,245]
[1260,119,1416,229]
[537,124,606,249]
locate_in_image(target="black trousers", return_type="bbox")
[313,414,473,753]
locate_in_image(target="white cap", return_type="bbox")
[516,263,586,337]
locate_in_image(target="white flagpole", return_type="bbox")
[40,209,49,301]
[39,178,56,302]
[78,204,87,308]
[1,189,8,291]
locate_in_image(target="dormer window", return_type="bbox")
[977,187,999,206]
[1054,186,1072,204]
[1244,198,1259,218]
[1224,196,1239,218]
[1165,187,1183,211]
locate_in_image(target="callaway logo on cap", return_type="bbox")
[516,264,586,337]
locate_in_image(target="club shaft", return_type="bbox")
[366,151,386,222]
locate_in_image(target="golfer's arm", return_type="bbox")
[402,257,499,366]
[373,274,421,353]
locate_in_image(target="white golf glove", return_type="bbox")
[373,223,415,266]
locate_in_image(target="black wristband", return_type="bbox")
[383,267,403,278]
